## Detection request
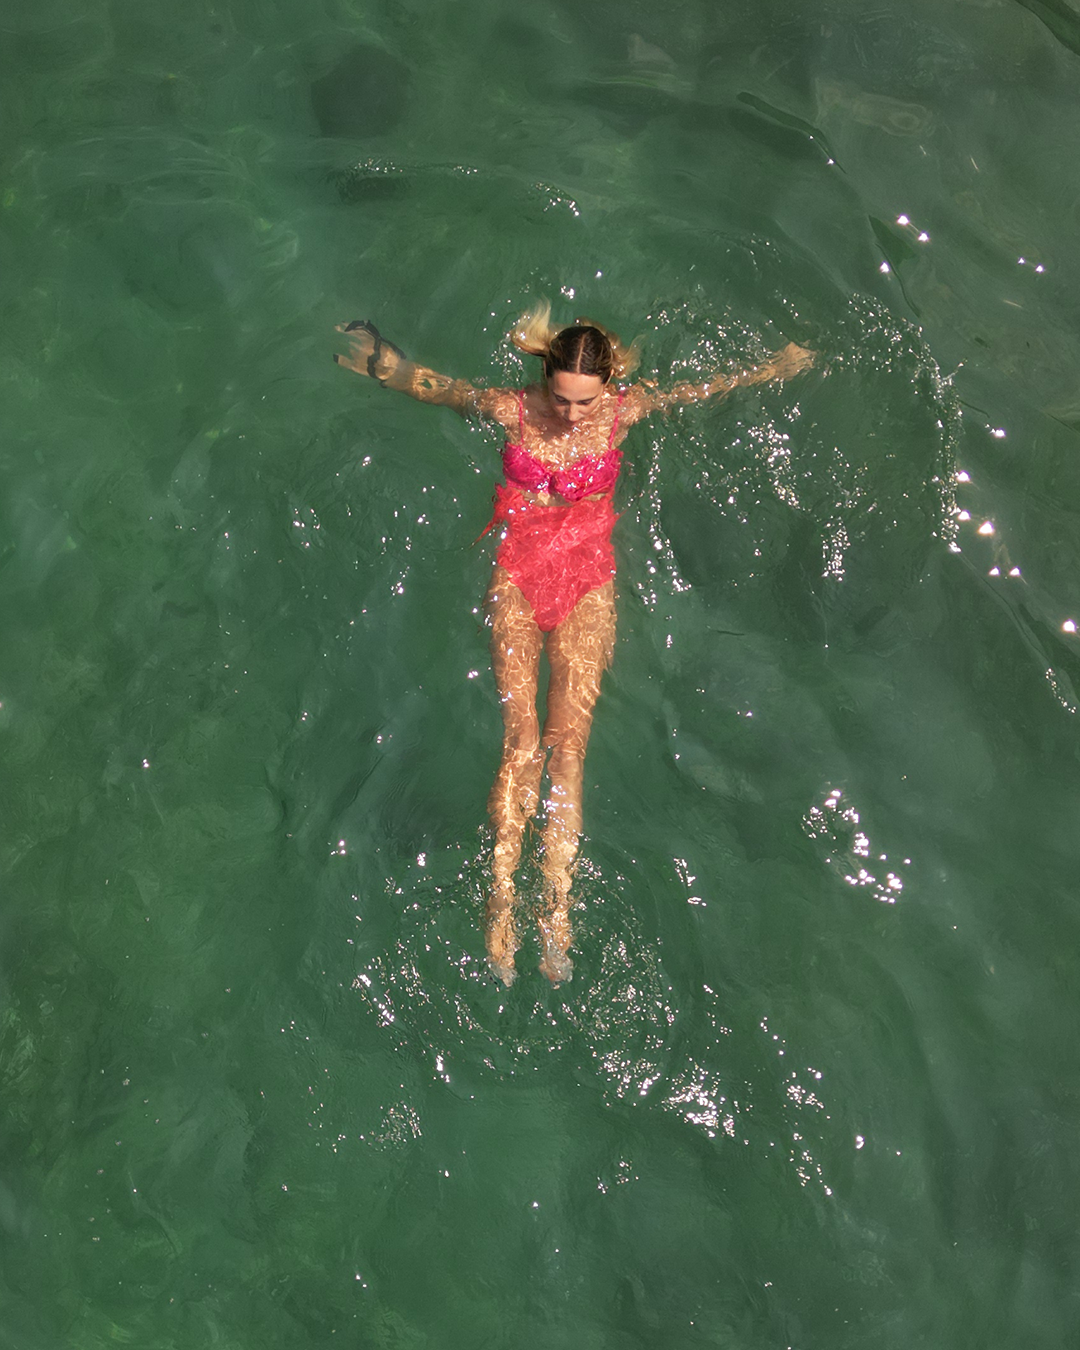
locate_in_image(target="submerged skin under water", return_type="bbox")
[3,0,1080,1346]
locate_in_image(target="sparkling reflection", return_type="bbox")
[803,788,908,905]
[345,844,842,1203]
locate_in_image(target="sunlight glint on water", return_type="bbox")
[2,1,1080,1347]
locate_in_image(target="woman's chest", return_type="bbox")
[517,406,619,469]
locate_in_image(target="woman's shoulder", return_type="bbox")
[470,385,523,427]
[614,381,658,425]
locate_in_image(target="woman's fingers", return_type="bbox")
[776,342,815,375]
[337,326,374,350]
[333,323,377,374]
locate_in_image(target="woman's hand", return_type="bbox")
[762,342,816,381]
[333,322,489,414]
[333,320,404,384]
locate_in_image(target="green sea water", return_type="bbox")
[3,0,1080,1345]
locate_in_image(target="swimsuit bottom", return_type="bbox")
[488,484,617,632]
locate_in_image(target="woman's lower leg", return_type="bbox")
[535,581,615,984]
[486,730,542,983]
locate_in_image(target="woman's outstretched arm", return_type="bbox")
[334,321,512,421]
[623,341,815,422]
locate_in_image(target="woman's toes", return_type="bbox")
[487,955,518,987]
[539,945,573,986]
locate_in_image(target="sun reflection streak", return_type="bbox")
[951,448,1079,663]
[804,788,908,904]
[633,431,693,610]
[874,214,1069,642]
[663,1061,737,1138]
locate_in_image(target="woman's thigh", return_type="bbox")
[544,580,616,747]
[486,565,545,717]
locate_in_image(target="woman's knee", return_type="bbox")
[545,727,590,777]
[500,708,541,757]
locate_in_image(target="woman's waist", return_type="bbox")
[494,486,617,548]
[509,486,611,508]
[475,482,617,546]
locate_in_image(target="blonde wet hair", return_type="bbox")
[511,300,641,381]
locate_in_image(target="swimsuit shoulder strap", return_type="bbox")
[607,388,625,450]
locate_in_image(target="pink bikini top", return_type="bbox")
[502,390,623,501]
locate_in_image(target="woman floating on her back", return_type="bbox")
[335,304,813,986]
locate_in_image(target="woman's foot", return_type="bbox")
[538,940,573,986]
[486,898,518,987]
[537,891,573,986]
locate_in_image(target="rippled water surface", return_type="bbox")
[4,1,1080,1345]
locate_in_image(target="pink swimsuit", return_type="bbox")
[483,391,624,631]
[501,392,623,499]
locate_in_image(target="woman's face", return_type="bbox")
[547,370,607,424]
